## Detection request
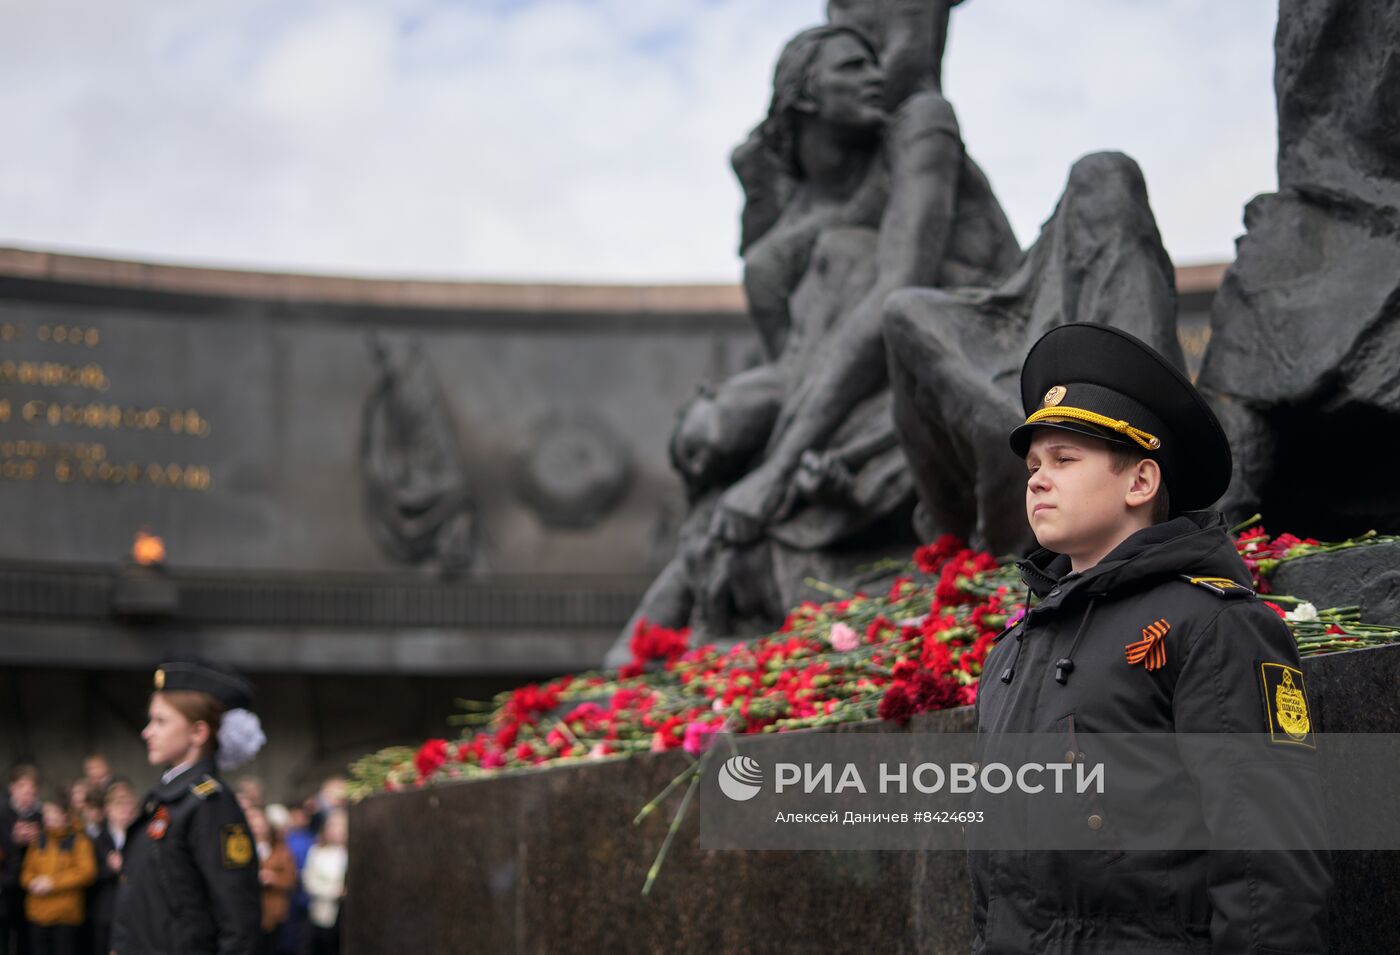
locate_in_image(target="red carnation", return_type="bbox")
[913,534,965,575]
[878,682,915,725]
[909,671,960,712]
[865,615,895,643]
[624,618,691,674]
[891,660,918,682]
[414,739,449,782]
[494,722,519,750]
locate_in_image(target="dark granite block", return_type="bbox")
[347,648,1400,954]
[349,705,977,955]
[1272,541,1400,624]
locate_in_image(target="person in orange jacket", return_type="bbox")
[20,794,96,955]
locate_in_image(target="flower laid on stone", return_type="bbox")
[1285,602,1319,623]
[349,525,1400,798]
[828,622,860,652]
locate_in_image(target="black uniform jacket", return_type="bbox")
[90,828,121,927]
[111,760,259,955]
[968,513,1331,954]
[0,801,39,923]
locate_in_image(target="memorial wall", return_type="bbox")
[0,249,760,578]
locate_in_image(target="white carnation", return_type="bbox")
[217,708,266,772]
[1284,602,1319,623]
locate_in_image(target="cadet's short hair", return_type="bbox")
[1108,446,1171,523]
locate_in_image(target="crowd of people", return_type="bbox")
[0,757,349,955]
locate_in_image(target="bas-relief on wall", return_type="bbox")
[361,333,478,574]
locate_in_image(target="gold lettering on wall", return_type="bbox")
[0,360,109,392]
[0,321,215,492]
[6,457,211,491]
[9,400,211,437]
[20,324,100,348]
[1,440,107,461]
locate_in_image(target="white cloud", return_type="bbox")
[0,0,1277,281]
[945,0,1277,264]
[251,9,398,120]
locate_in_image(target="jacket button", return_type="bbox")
[1063,750,1076,763]
[1087,813,1104,830]
[1049,589,1061,598]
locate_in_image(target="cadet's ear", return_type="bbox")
[1125,457,1163,511]
[190,719,213,751]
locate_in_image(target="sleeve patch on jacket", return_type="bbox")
[1259,662,1314,747]
[221,824,254,869]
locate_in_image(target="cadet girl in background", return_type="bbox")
[110,662,267,955]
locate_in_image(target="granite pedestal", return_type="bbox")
[348,643,1400,954]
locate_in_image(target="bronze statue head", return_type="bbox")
[761,25,885,179]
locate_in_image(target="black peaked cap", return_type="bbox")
[1008,323,1232,513]
[154,660,254,710]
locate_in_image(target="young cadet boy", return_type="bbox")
[968,323,1331,954]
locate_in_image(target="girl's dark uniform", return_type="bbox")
[110,759,259,955]
[968,323,1331,954]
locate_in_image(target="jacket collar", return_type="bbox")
[1018,511,1249,601]
[153,757,217,802]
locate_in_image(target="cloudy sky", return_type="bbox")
[0,0,1277,283]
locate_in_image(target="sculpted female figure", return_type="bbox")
[613,9,1017,650]
[709,11,1018,545]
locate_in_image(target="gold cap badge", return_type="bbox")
[154,668,165,689]
[1042,385,1067,408]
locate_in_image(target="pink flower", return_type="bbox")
[682,721,721,756]
[829,622,860,653]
